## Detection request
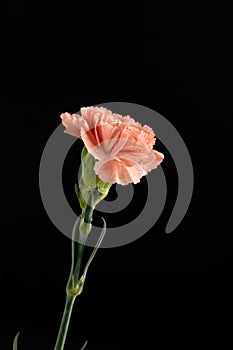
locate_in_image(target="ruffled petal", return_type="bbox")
[60,112,83,138]
[61,106,164,185]
[94,158,145,185]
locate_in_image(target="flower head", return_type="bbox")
[61,106,164,185]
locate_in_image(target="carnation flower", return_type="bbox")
[61,106,164,186]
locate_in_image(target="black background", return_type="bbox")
[1,2,232,349]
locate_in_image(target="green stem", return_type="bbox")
[67,216,80,284]
[54,217,86,350]
[72,233,87,284]
[54,191,104,350]
[54,294,76,350]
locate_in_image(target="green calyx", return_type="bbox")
[75,146,111,219]
[75,146,111,235]
[80,146,97,189]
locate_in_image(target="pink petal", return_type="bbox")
[60,112,82,138]
[94,158,145,185]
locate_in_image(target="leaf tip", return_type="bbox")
[101,217,106,228]
[13,332,20,350]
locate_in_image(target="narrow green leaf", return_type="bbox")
[80,218,106,285]
[66,216,80,291]
[13,332,20,350]
[75,183,86,210]
[71,216,80,271]
[80,340,88,350]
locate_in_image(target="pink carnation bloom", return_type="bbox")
[61,107,164,185]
